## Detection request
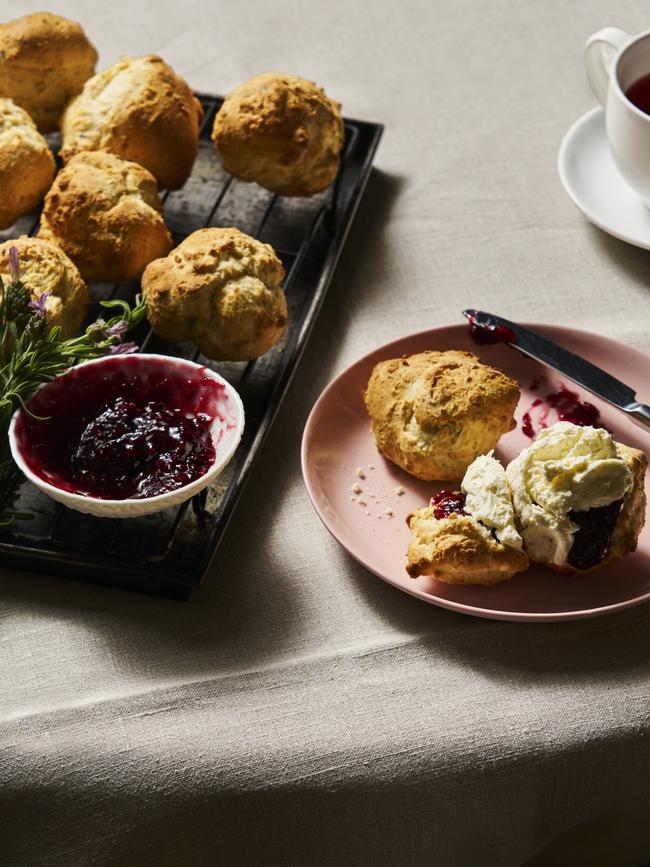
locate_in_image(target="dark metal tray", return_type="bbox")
[0,92,383,598]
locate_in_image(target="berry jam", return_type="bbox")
[71,397,214,499]
[546,385,600,426]
[430,489,466,519]
[521,410,536,439]
[466,313,517,345]
[16,356,227,500]
[521,384,600,439]
[567,499,623,570]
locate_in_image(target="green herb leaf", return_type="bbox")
[0,254,148,521]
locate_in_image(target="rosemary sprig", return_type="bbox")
[0,248,147,525]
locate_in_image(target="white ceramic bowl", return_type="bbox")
[9,354,245,518]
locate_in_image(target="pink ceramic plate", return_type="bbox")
[301,323,650,622]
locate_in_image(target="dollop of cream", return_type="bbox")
[505,422,632,565]
[462,452,523,550]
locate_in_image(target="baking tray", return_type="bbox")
[0,92,383,598]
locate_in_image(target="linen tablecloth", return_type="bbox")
[1,1,649,864]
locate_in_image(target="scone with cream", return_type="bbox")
[364,350,520,481]
[38,150,172,283]
[407,453,529,584]
[0,12,97,132]
[142,227,287,360]
[60,55,203,190]
[0,99,55,230]
[506,422,647,574]
[0,236,88,337]
[212,72,344,197]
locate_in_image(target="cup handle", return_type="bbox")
[584,27,631,104]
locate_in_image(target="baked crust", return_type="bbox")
[547,442,647,575]
[60,55,203,190]
[0,12,97,132]
[0,99,55,230]
[142,227,287,361]
[610,444,648,560]
[406,509,529,585]
[0,236,88,337]
[38,150,172,284]
[211,72,344,197]
[364,350,520,481]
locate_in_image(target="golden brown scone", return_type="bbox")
[406,509,529,585]
[609,444,648,561]
[60,55,203,190]
[364,351,520,481]
[212,72,344,197]
[38,150,172,284]
[0,99,55,230]
[549,443,647,576]
[0,236,88,337]
[0,12,97,132]
[142,227,287,361]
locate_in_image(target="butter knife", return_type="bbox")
[462,309,650,434]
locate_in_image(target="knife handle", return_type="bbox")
[625,402,650,434]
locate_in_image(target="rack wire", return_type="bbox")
[0,93,383,598]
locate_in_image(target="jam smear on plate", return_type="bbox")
[544,385,600,426]
[522,384,600,439]
[17,357,224,499]
[521,410,536,439]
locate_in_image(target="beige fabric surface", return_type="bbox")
[1,1,650,865]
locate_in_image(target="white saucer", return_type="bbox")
[558,107,650,250]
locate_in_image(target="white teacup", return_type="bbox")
[585,27,650,206]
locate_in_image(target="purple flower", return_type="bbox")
[29,291,52,317]
[110,341,138,355]
[108,320,128,336]
[8,247,20,283]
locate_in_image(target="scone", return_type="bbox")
[212,72,344,197]
[0,12,97,132]
[364,350,520,481]
[0,236,88,337]
[506,422,647,574]
[38,151,173,284]
[142,227,287,361]
[407,453,529,584]
[60,55,203,190]
[0,99,55,230]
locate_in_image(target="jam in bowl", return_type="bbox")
[9,354,245,518]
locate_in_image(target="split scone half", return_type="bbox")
[407,422,647,585]
[364,350,520,481]
[407,453,529,585]
[506,422,647,575]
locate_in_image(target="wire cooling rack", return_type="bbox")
[0,92,383,598]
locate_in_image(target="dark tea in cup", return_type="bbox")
[625,73,650,116]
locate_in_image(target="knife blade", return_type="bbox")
[462,309,650,434]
